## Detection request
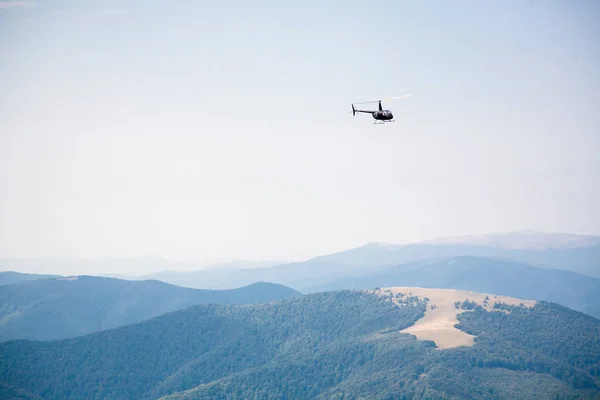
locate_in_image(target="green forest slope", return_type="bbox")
[1,289,599,399]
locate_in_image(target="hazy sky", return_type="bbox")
[1,0,599,263]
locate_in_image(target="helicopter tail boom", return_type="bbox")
[351,107,376,115]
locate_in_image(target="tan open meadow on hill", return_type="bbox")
[374,287,536,349]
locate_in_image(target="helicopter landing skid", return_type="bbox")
[374,120,395,124]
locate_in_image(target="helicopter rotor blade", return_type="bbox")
[352,100,382,105]
[352,94,412,105]
[384,94,412,101]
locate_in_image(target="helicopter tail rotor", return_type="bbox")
[352,104,356,116]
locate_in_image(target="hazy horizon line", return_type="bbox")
[1,229,599,264]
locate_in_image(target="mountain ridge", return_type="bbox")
[0,275,302,342]
[0,271,62,286]
[308,255,600,319]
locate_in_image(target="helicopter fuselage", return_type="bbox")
[373,110,393,121]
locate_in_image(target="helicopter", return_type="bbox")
[351,94,412,124]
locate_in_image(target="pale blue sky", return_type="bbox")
[1,0,599,263]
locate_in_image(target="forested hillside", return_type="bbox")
[0,276,301,341]
[1,289,598,400]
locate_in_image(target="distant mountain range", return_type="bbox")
[420,230,600,250]
[2,288,598,399]
[306,234,600,278]
[122,232,600,290]
[3,231,598,280]
[0,275,302,342]
[0,257,285,277]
